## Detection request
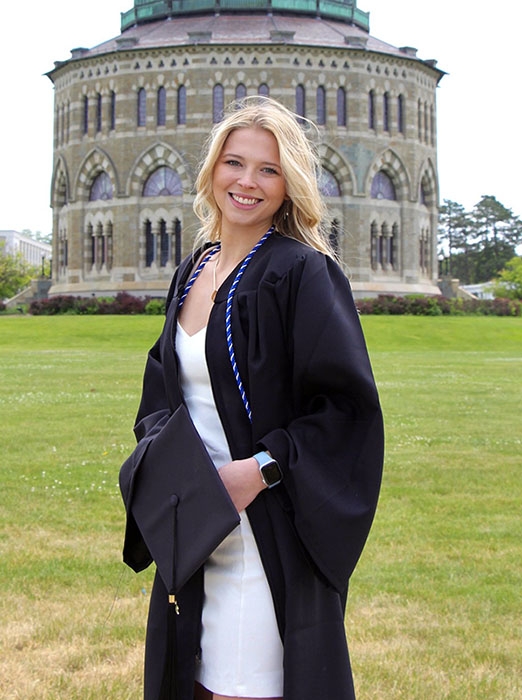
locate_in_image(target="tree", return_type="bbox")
[21,229,53,246]
[0,242,38,300]
[438,196,521,284]
[438,200,473,277]
[492,256,522,300]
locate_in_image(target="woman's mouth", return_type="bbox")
[230,193,261,206]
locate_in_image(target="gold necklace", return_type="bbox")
[211,252,220,301]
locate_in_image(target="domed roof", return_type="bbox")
[121,0,369,33]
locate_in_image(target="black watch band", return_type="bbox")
[253,451,283,489]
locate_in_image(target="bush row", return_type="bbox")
[356,295,521,316]
[22,293,522,317]
[29,293,166,316]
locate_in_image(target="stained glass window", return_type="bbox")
[316,86,326,125]
[383,92,390,132]
[296,85,305,118]
[110,91,116,131]
[143,167,183,197]
[213,84,224,123]
[371,171,396,201]
[368,90,375,130]
[398,94,405,134]
[89,172,113,201]
[157,87,166,126]
[318,167,341,197]
[137,88,146,127]
[337,87,346,127]
[96,93,102,133]
[177,85,186,125]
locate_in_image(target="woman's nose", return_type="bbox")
[236,169,257,189]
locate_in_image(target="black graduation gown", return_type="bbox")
[119,233,384,700]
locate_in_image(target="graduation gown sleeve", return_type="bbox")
[247,248,384,594]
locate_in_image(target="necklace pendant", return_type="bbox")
[211,289,217,302]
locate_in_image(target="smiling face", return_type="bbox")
[212,127,288,240]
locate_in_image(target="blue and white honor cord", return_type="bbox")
[177,226,274,422]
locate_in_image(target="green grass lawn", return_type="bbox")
[1,315,521,699]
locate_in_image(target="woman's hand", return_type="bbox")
[218,457,266,512]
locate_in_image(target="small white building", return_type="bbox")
[460,282,495,300]
[0,230,52,269]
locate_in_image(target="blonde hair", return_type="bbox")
[192,96,334,256]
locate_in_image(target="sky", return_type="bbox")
[1,0,520,236]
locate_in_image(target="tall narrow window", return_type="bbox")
[83,96,89,135]
[397,94,405,134]
[383,92,390,132]
[316,86,326,125]
[174,218,182,266]
[213,84,224,123]
[417,99,423,140]
[430,105,435,146]
[337,87,346,127]
[424,102,429,144]
[159,219,169,266]
[258,83,269,97]
[96,93,102,133]
[137,88,146,127]
[177,85,186,125]
[296,84,305,118]
[236,83,247,101]
[110,91,116,131]
[368,90,375,130]
[157,86,166,126]
[145,220,154,267]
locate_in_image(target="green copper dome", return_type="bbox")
[121,0,370,33]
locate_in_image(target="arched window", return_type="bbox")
[371,171,396,201]
[83,96,89,135]
[397,94,405,134]
[96,93,102,133]
[258,83,269,97]
[177,85,186,125]
[316,86,326,125]
[137,88,146,127]
[368,90,375,130]
[213,84,224,123]
[236,83,247,101]
[157,86,166,126]
[383,92,390,132]
[143,167,183,197]
[337,87,346,127]
[296,84,305,118]
[110,91,116,131]
[318,167,341,197]
[89,172,113,201]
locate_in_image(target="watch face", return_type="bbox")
[261,461,282,487]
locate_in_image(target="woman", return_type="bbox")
[120,97,384,700]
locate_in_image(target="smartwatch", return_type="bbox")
[253,451,283,489]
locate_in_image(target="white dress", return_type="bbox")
[176,323,284,698]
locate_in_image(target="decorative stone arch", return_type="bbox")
[128,142,192,198]
[318,144,355,197]
[417,157,439,208]
[75,148,119,202]
[365,148,411,201]
[51,157,70,209]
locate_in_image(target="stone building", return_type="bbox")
[47,0,444,298]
